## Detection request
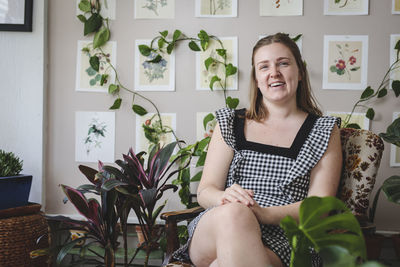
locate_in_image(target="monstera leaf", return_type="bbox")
[319,246,384,267]
[280,196,366,267]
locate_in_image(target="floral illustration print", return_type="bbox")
[142,115,173,148]
[142,0,168,16]
[142,52,168,83]
[82,44,111,87]
[334,0,357,8]
[273,0,291,8]
[207,0,231,15]
[84,117,107,155]
[330,43,360,80]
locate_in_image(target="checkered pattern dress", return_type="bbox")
[172,108,340,267]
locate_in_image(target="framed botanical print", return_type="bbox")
[0,0,33,32]
[324,0,369,15]
[195,0,238,17]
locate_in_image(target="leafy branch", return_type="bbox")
[343,39,400,128]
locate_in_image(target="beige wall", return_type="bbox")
[47,0,400,231]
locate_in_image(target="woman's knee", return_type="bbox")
[215,202,260,230]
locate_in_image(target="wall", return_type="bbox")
[0,0,47,205]
[47,0,400,231]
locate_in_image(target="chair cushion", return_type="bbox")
[338,128,384,218]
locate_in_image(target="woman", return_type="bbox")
[173,33,342,267]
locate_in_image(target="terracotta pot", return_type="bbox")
[135,225,162,251]
[364,234,386,260]
[392,234,400,260]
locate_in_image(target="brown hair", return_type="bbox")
[246,33,322,121]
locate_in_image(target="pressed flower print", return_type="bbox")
[76,40,117,92]
[324,0,368,15]
[135,39,175,91]
[195,0,237,17]
[260,0,303,16]
[323,35,368,90]
[75,111,115,163]
[134,0,175,19]
[196,37,238,90]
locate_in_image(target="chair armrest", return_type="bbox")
[160,206,204,266]
[161,206,204,222]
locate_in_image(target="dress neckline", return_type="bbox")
[234,109,318,159]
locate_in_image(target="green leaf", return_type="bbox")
[196,151,207,167]
[203,113,215,130]
[84,13,103,36]
[93,27,110,49]
[379,117,400,146]
[56,238,86,265]
[395,39,400,50]
[172,29,181,42]
[188,41,201,51]
[138,44,151,57]
[77,14,87,23]
[89,56,100,72]
[108,84,119,94]
[100,74,109,86]
[102,179,129,191]
[366,108,375,120]
[132,104,148,116]
[200,40,209,51]
[381,176,400,204]
[196,137,211,155]
[160,30,168,38]
[225,63,237,77]
[291,34,302,43]
[330,66,337,73]
[109,98,122,109]
[158,38,165,49]
[198,30,209,42]
[319,246,357,267]
[226,97,239,109]
[167,43,174,54]
[349,67,360,71]
[86,66,96,76]
[216,49,226,58]
[209,75,221,90]
[78,0,91,13]
[191,171,203,182]
[346,123,361,129]
[147,54,162,63]
[392,80,400,97]
[377,88,387,98]
[360,86,374,99]
[204,57,215,71]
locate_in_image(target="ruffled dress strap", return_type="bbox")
[215,107,238,150]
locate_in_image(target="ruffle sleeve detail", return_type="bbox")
[281,116,341,201]
[215,107,237,150]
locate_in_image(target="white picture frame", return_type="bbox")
[134,39,175,91]
[322,35,368,90]
[196,36,238,91]
[75,40,117,92]
[75,111,115,163]
[324,0,369,16]
[195,0,237,18]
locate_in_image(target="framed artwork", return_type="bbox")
[134,0,175,19]
[391,112,400,167]
[195,0,237,18]
[76,0,116,20]
[0,0,33,31]
[135,39,175,91]
[326,111,370,130]
[259,0,303,16]
[259,34,303,54]
[196,36,238,91]
[390,34,400,88]
[322,35,368,90]
[135,113,176,155]
[75,111,115,163]
[76,40,117,92]
[393,0,400,14]
[196,112,216,141]
[324,0,369,15]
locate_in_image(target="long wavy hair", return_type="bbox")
[246,33,322,121]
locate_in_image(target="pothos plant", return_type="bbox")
[342,39,400,128]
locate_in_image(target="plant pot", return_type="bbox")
[392,234,400,260]
[364,233,386,260]
[135,225,162,251]
[69,229,87,246]
[0,175,32,210]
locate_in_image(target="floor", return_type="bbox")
[378,236,400,266]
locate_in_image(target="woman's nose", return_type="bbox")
[269,65,281,78]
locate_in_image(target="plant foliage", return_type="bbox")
[0,149,23,177]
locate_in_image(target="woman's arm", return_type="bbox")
[251,124,343,225]
[197,123,255,208]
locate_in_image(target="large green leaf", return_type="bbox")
[360,86,374,99]
[381,175,400,204]
[280,196,366,267]
[84,13,102,36]
[93,27,110,49]
[379,117,400,146]
[202,113,215,130]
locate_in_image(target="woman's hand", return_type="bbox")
[220,184,255,206]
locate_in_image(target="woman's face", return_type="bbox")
[253,42,301,106]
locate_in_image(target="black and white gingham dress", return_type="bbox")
[172,108,340,267]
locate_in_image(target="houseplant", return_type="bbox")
[0,149,32,210]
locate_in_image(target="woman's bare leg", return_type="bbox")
[189,202,281,267]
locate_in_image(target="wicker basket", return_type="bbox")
[0,203,49,267]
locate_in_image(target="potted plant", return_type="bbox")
[0,149,32,210]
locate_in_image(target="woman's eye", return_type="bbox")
[260,65,269,70]
[279,62,289,66]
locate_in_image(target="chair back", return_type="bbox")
[338,128,384,220]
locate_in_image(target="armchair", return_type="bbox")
[161,128,384,266]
